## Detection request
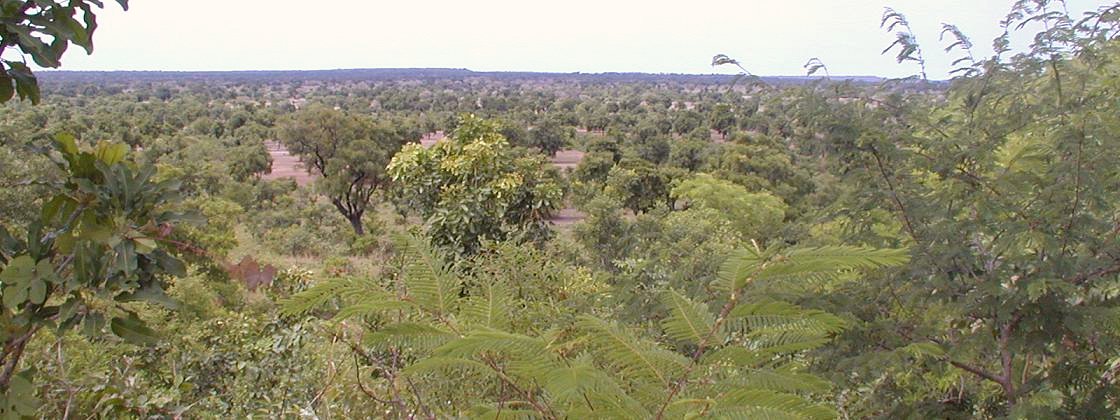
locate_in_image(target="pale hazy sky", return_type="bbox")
[41,0,1109,78]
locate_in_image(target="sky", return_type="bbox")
[35,0,1110,79]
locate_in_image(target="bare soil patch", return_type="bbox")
[262,140,316,186]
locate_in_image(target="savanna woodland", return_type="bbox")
[2,1,1120,418]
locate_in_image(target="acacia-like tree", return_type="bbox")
[277,106,407,235]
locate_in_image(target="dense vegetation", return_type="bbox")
[1,0,1119,418]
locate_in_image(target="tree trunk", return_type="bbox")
[348,213,365,235]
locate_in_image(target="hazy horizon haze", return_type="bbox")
[11,0,1108,79]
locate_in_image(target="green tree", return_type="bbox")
[388,115,563,255]
[806,5,1120,416]
[604,159,676,214]
[227,140,272,182]
[277,106,407,234]
[527,117,571,157]
[709,103,736,139]
[673,173,788,242]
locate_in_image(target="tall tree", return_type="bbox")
[802,5,1120,416]
[277,106,407,235]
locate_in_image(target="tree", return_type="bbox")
[604,159,675,214]
[709,103,736,139]
[805,5,1120,416]
[673,173,788,242]
[527,117,570,157]
[277,106,407,235]
[227,140,272,182]
[388,115,563,255]
[0,0,129,104]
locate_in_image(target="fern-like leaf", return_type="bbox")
[462,281,510,329]
[712,389,836,420]
[402,356,490,376]
[660,290,718,347]
[721,245,908,290]
[433,328,549,360]
[576,316,689,388]
[364,322,455,351]
[392,233,459,317]
[718,368,832,394]
[279,276,392,317]
[540,356,623,409]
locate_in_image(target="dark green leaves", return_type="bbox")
[0,0,131,104]
[2,61,39,104]
[0,69,12,102]
[110,313,159,345]
[0,256,56,308]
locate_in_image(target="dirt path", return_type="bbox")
[262,140,316,186]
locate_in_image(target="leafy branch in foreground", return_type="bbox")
[0,135,195,417]
[283,234,908,418]
[0,0,130,104]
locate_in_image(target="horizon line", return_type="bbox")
[36,67,897,79]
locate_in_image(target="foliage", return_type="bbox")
[278,105,408,234]
[388,115,563,256]
[603,159,676,214]
[0,135,193,417]
[673,173,788,242]
[0,0,129,104]
[805,4,1120,416]
[282,233,907,418]
[527,117,571,157]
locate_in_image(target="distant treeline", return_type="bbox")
[36,68,896,86]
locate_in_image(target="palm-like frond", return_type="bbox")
[392,233,459,317]
[540,357,624,408]
[462,281,510,329]
[717,246,767,291]
[711,389,836,420]
[729,301,848,335]
[702,346,768,368]
[717,369,832,394]
[660,290,718,347]
[433,328,549,360]
[364,322,455,351]
[720,245,908,290]
[576,316,690,388]
[279,276,391,317]
[577,391,651,420]
[729,300,847,356]
[334,300,415,320]
[466,406,544,419]
[402,356,490,376]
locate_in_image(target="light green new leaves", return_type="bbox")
[462,281,510,329]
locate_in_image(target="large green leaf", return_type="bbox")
[110,313,159,345]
